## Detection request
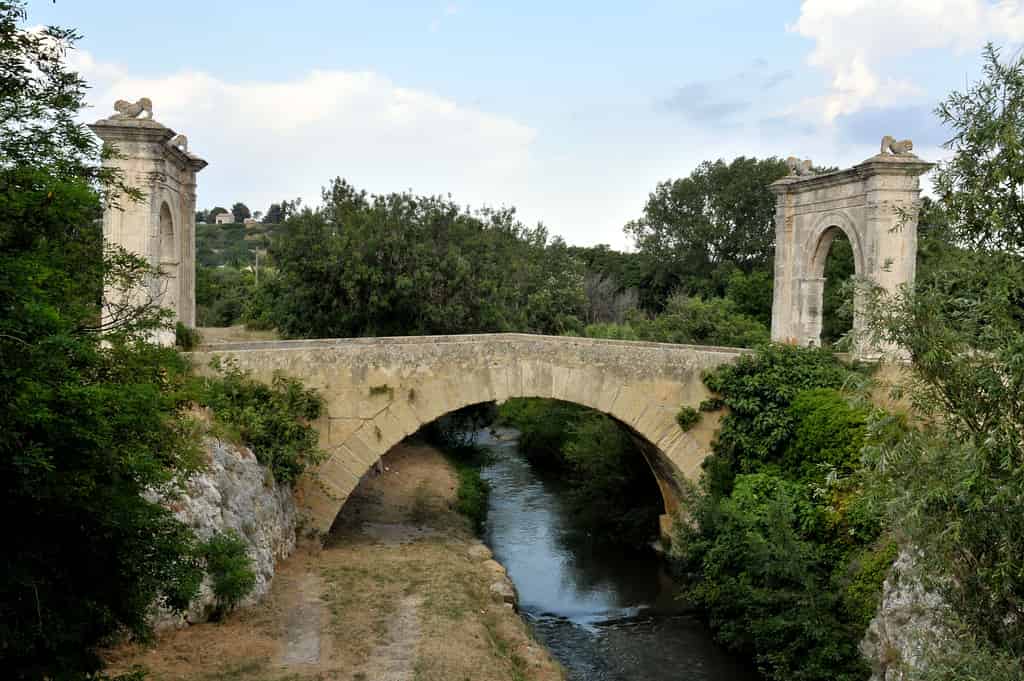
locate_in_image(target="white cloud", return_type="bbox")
[791,0,1024,121]
[73,51,538,228]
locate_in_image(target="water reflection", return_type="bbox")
[477,428,757,681]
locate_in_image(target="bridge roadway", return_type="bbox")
[190,333,748,536]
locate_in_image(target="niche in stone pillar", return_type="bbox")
[158,201,179,315]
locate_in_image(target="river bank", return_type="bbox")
[106,441,563,681]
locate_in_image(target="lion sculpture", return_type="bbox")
[785,156,814,177]
[109,97,153,120]
[880,135,914,156]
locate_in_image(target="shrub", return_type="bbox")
[175,321,202,350]
[701,344,859,478]
[583,294,769,349]
[783,388,868,483]
[841,540,897,631]
[451,459,490,533]
[676,406,700,431]
[676,473,870,681]
[192,359,325,484]
[675,345,886,681]
[201,530,256,617]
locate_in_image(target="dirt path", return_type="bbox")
[280,571,322,666]
[106,440,563,681]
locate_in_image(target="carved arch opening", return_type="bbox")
[341,398,675,525]
[157,201,178,313]
[802,213,866,346]
[158,201,175,265]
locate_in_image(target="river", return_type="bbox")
[475,427,758,681]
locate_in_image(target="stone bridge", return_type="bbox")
[191,333,748,536]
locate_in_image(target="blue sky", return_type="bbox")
[29,1,1024,247]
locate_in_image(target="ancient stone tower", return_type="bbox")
[770,137,932,357]
[90,99,206,343]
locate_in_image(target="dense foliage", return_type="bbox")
[497,399,663,545]
[0,5,206,676]
[582,292,769,348]
[675,346,886,681]
[199,531,257,619]
[191,359,325,484]
[701,345,858,482]
[859,45,1024,679]
[0,7,328,676]
[624,157,789,310]
[264,179,586,338]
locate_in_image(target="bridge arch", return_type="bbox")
[191,334,746,535]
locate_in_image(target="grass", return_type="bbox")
[482,614,531,681]
[108,442,563,681]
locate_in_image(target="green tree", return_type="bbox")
[263,202,283,223]
[676,347,881,681]
[862,44,1024,677]
[267,178,584,338]
[0,3,205,676]
[208,205,228,222]
[625,157,789,309]
[724,268,773,326]
[583,293,769,349]
[231,201,251,223]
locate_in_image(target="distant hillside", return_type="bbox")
[196,222,286,268]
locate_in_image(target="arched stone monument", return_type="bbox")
[770,137,932,357]
[89,99,206,343]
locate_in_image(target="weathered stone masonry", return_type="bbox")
[770,144,932,354]
[191,334,748,535]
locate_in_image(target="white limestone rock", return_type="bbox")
[861,550,952,681]
[489,578,517,608]
[152,438,297,628]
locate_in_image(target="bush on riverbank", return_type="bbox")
[497,398,662,545]
[674,345,886,681]
[423,405,493,533]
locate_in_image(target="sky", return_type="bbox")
[28,0,1024,249]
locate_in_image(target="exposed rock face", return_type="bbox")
[153,438,297,628]
[861,550,951,681]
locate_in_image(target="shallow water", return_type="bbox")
[477,427,757,681]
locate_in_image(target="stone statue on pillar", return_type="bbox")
[89,99,207,345]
